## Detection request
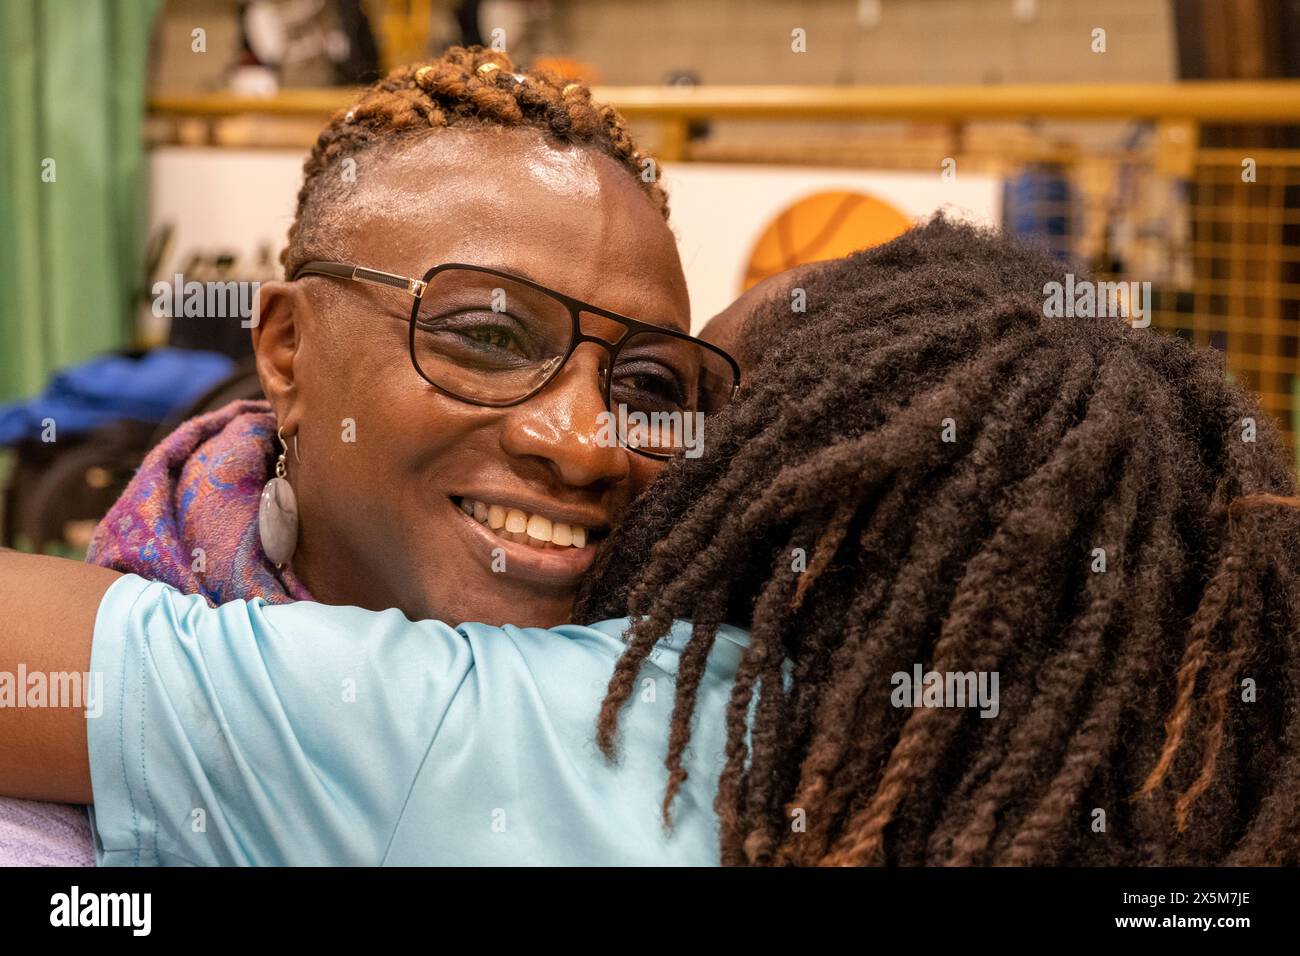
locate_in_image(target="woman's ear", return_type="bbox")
[251,281,312,433]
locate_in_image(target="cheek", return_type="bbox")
[607,456,667,530]
[627,457,667,497]
[321,394,487,480]
[294,343,490,502]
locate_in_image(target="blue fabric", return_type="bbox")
[88,575,747,866]
[1003,162,1073,261]
[0,348,235,444]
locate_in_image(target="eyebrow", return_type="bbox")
[471,261,550,288]
[468,263,689,330]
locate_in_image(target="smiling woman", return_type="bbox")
[254,53,694,627]
[86,46,732,629]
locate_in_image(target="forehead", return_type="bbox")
[334,128,688,330]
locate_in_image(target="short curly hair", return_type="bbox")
[281,45,667,280]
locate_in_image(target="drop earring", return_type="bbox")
[258,426,299,567]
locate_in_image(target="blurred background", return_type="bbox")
[2,0,1299,554]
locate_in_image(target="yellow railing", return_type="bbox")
[149,81,1300,120]
[149,81,1300,155]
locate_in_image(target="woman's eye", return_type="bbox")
[416,311,532,357]
[464,327,516,351]
[627,373,673,395]
[614,364,690,408]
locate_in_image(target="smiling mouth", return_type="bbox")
[450,496,605,551]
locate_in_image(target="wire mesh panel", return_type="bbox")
[1164,149,1300,460]
[1050,140,1300,461]
[669,114,1300,460]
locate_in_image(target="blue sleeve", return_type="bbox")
[87,575,474,866]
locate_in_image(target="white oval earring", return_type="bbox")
[258,426,299,568]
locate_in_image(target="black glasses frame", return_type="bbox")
[292,260,742,458]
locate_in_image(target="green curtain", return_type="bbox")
[0,0,161,402]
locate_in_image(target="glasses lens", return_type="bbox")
[412,269,572,403]
[609,329,737,458]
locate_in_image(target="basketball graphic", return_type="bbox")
[743,190,913,290]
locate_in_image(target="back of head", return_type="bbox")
[576,217,1300,866]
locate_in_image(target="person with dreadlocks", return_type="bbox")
[576,217,1300,866]
[3,220,1297,866]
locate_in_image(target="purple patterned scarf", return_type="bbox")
[87,399,314,604]
[0,401,314,866]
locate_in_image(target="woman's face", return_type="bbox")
[256,129,689,626]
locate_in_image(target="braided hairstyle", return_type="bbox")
[282,45,667,279]
[574,218,1300,866]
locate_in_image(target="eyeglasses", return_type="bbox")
[291,260,742,459]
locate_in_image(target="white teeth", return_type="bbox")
[456,498,593,549]
[526,514,552,542]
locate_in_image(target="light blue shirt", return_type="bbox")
[87,574,748,866]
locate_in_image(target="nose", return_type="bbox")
[498,342,630,487]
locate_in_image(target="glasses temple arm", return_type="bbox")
[294,261,427,299]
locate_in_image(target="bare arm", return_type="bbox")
[0,549,120,803]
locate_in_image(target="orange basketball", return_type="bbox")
[744,191,913,290]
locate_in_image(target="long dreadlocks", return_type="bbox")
[575,218,1300,866]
